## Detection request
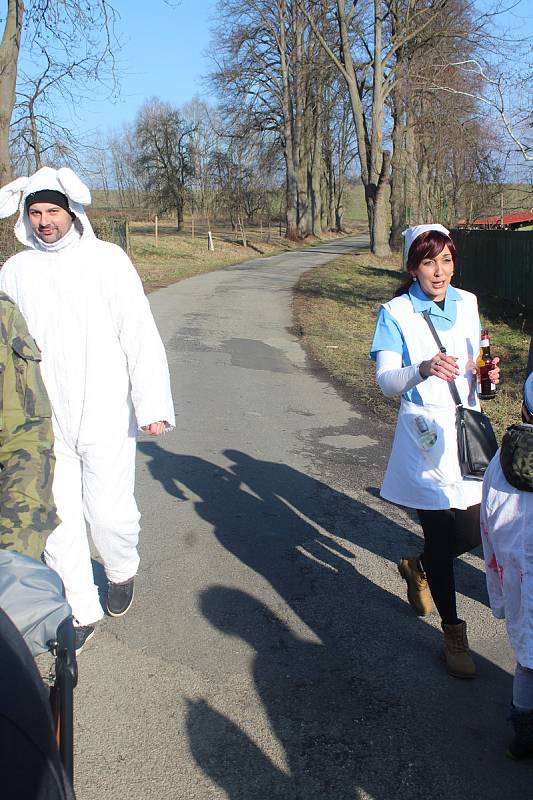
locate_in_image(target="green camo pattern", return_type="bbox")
[500,424,533,492]
[0,291,59,560]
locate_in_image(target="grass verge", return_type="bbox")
[293,250,531,440]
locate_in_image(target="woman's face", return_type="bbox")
[411,245,454,302]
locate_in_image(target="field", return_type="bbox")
[293,250,531,440]
[127,219,354,291]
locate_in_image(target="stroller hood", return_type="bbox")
[0,550,72,656]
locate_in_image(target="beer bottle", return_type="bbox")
[476,329,496,400]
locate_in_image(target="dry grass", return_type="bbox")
[130,220,361,291]
[294,251,531,440]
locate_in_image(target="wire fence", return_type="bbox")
[0,213,287,266]
[0,216,131,265]
[130,216,287,246]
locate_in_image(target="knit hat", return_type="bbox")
[402,224,451,254]
[24,189,72,215]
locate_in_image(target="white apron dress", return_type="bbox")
[380,290,483,511]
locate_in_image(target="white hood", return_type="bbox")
[0,166,96,247]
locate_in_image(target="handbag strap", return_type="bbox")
[421,310,463,409]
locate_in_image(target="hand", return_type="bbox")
[419,352,460,382]
[141,421,167,436]
[488,356,500,385]
[471,356,501,384]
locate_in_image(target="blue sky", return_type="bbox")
[64,0,216,136]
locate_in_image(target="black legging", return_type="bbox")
[417,505,481,625]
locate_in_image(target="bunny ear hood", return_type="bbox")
[0,176,31,219]
[0,166,95,248]
[55,167,92,205]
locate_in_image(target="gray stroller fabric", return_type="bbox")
[0,550,72,656]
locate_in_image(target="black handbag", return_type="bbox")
[422,311,498,480]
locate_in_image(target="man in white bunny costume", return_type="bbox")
[0,167,175,648]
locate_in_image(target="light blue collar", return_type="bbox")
[409,281,461,322]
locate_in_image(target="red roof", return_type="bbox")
[469,210,533,227]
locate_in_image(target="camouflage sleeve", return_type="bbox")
[0,297,60,560]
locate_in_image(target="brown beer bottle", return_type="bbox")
[476,329,496,400]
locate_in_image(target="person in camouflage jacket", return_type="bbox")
[0,292,58,560]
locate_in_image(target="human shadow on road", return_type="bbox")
[187,586,529,800]
[137,442,526,799]
[137,443,488,609]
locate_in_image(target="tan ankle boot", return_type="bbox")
[397,557,433,616]
[441,620,476,679]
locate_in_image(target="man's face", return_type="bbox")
[28,202,73,243]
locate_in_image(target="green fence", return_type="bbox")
[451,228,533,311]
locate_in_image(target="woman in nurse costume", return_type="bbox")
[369,224,500,679]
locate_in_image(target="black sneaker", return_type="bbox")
[107,578,135,617]
[74,625,95,656]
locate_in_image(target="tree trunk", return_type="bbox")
[310,38,324,237]
[278,0,299,240]
[176,198,184,231]
[335,0,391,255]
[368,0,391,255]
[372,151,392,256]
[0,1,24,184]
[389,89,404,249]
[284,148,299,240]
[328,166,335,230]
[294,6,309,238]
[404,106,418,222]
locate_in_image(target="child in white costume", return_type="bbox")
[481,373,533,758]
[0,167,175,648]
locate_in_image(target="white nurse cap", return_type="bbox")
[402,224,450,253]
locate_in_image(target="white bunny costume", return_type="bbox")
[0,167,175,624]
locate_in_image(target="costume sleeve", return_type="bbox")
[110,246,175,430]
[369,306,405,361]
[0,260,20,305]
[480,474,505,619]
[375,350,425,398]
[0,303,59,561]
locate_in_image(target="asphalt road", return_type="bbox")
[74,236,532,799]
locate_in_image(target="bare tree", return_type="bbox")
[134,98,196,230]
[302,0,461,255]
[210,0,341,240]
[387,0,503,242]
[426,58,533,164]
[0,0,119,182]
[322,80,357,230]
[0,0,23,184]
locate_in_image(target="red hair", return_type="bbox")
[394,230,456,297]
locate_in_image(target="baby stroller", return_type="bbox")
[0,549,77,799]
